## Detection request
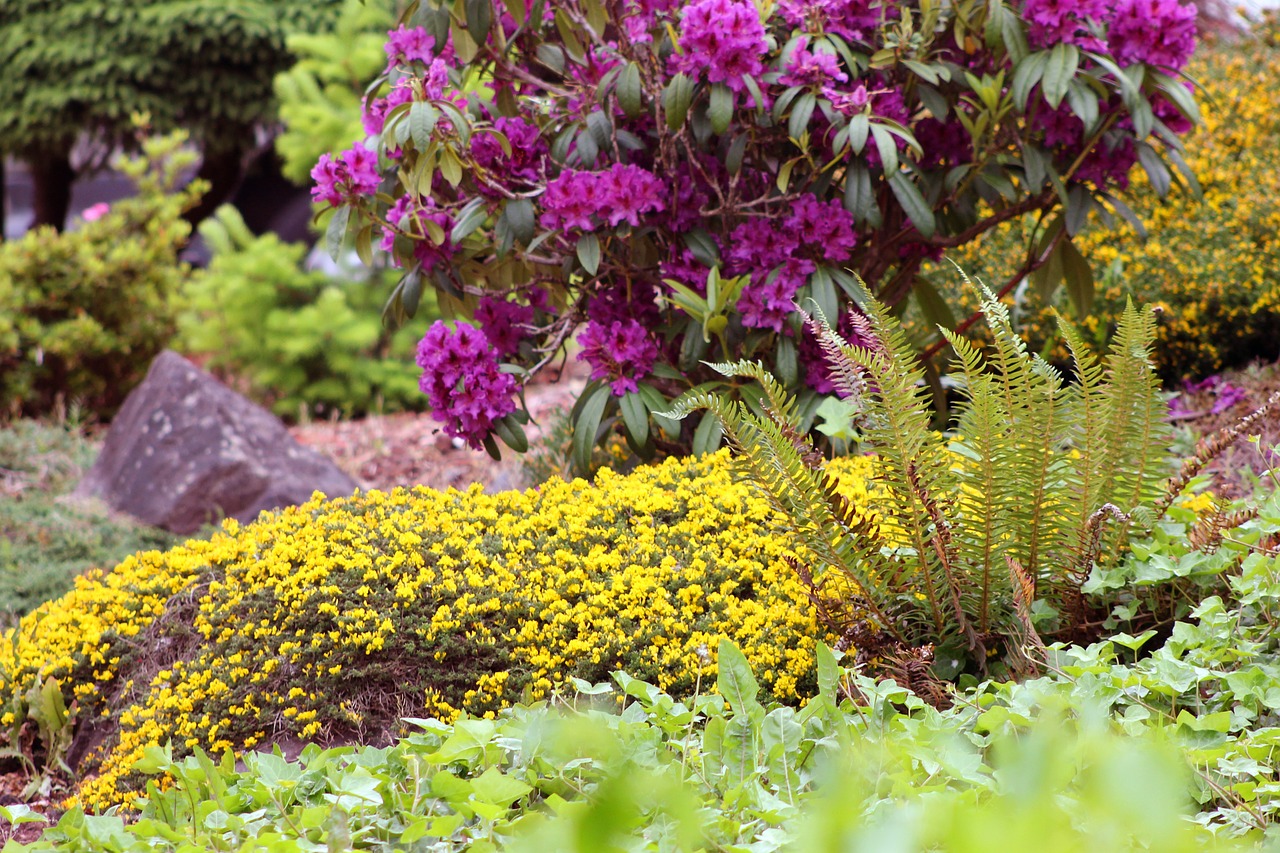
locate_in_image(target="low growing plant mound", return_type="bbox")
[0,452,878,809]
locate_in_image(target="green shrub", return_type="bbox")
[177,206,433,419]
[0,134,200,419]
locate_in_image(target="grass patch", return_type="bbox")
[0,420,184,627]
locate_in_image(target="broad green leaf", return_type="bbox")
[709,83,733,135]
[619,391,650,448]
[576,232,601,275]
[573,382,611,472]
[664,73,694,131]
[325,204,351,262]
[888,172,936,237]
[617,62,643,118]
[1042,42,1079,109]
[717,639,761,716]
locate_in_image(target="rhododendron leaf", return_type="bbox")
[450,197,488,243]
[409,101,438,150]
[451,19,479,64]
[889,173,936,238]
[709,84,733,136]
[499,0,527,26]
[617,62,643,118]
[1065,184,1092,236]
[1136,143,1172,198]
[555,10,585,62]
[776,335,798,387]
[1162,145,1201,200]
[682,229,720,267]
[1042,42,1078,109]
[324,204,351,262]
[776,158,797,193]
[576,128,599,167]
[903,59,946,86]
[1060,238,1094,316]
[914,274,956,332]
[808,267,839,323]
[636,383,679,437]
[726,133,748,175]
[576,233,601,275]
[664,73,694,131]
[581,0,607,37]
[464,0,492,44]
[1066,79,1099,131]
[620,391,649,448]
[573,382,610,472]
[848,113,870,154]
[843,162,880,228]
[493,414,528,453]
[691,411,723,456]
[917,83,948,121]
[1022,143,1048,192]
[503,198,536,244]
[535,43,566,75]
[869,124,899,175]
[771,86,803,123]
[354,223,374,268]
[787,91,816,141]
[1011,51,1048,110]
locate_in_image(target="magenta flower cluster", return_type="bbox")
[781,38,849,88]
[415,321,518,449]
[310,143,381,207]
[1108,0,1197,69]
[578,319,661,396]
[1020,0,1109,50]
[384,24,436,67]
[778,0,886,43]
[673,0,769,93]
[727,195,858,331]
[539,164,667,231]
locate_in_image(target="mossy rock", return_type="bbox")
[0,451,879,809]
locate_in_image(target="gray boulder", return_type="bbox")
[75,350,357,534]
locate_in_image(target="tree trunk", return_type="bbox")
[30,152,75,232]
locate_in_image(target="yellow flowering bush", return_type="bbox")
[0,451,878,809]
[934,23,1280,380]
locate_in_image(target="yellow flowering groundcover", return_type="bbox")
[936,25,1280,380]
[0,451,877,808]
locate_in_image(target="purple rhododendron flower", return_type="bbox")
[1021,0,1109,49]
[780,38,848,88]
[416,321,518,449]
[363,84,415,138]
[471,117,547,191]
[385,25,436,67]
[310,143,382,207]
[778,0,884,42]
[1108,0,1197,69]
[474,296,535,358]
[578,318,660,396]
[737,260,812,332]
[673,0,768,92]
[539,165,666,232]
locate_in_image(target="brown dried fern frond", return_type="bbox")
[1189,506,1259,552]
[1156,390,1280,518]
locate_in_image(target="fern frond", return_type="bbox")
[1055,310,1111,566]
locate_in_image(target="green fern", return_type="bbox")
[666,275,1174,679]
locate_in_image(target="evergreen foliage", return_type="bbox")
[178,206,432,420]
[667,280,1174,677]
[0,134,201,419]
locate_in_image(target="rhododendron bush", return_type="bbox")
[315,0,1201,465]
